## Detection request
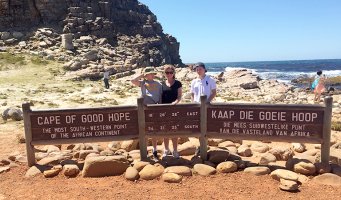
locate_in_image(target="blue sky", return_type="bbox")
[139,0,341,63]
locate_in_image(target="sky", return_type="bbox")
[138,0,341,63]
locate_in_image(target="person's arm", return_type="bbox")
[131,74,144,87]
[207,78,217,102]
[172,87,182,105]
[207,89,216,102]
[190,81,195,102]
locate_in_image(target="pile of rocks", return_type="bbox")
[2,137,338,192]
[0,0,183,79]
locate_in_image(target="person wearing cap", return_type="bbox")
[131,67,162,159]
[190,62,216,157]
[190,62,217,103]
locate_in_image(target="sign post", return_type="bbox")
[137,97,147,160]
[321,96,333,165]
[22,103,35,167]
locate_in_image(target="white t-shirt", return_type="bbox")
[190,75,216,103]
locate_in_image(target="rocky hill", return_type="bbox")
[0,0,183,79]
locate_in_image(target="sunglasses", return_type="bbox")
[165,71,174,74]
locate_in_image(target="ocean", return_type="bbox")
[204,59,341,87]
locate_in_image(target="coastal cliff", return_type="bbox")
[0,0,183,79]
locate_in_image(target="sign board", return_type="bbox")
[145,105,200,134]
[29,107,138,141]
[207,105,324,143]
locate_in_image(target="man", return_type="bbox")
[103,70,110,89]
[190,62,216,103]
[190,62,216,157]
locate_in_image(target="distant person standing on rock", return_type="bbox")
[103,70,110,89]
[190,62,216,156]
[313,70,326,102]
[131,67,162,160]
[161,64,182,159]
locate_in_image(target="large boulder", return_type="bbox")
[207,150,230,164]
[312,173,341,186]
[193,164,216,176]
[139,164,164,180]
[2,107,23,121]
[82,156,129,177]
[164,166,192,176]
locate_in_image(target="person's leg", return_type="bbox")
[162,138,170,158]
[172,138,179,158]
[152,138,158,158]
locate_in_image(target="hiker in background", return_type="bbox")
[190,62,216,156]
[103,70,110,89]
[161,64,182,159]
[313,70,326,102]
[131,67,162,160]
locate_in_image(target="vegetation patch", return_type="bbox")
[0,52,26,69]
[30,56,49,65]
[331,121,341,131]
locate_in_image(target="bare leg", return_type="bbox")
[172,138,179,158]
[152,138,157,152]
[164,138,170,151]
[172,138,178,152]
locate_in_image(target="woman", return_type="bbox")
[131,67,162,159]
[313,70,326,102]
[161,65,182,158]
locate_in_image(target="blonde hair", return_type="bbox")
[163,64,176,79]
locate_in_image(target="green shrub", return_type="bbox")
[331,121,341,131]
[0,52,26,66]
[30,56,49,65]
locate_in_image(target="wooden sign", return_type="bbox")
[144,105,200,135]
[29,107,138,142]
[207,105,325,143]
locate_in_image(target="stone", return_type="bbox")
[208,139,226,146]
[292,143,306,153]
[297,174,310,184]
[237,145,252,157]
[312,173,341,186]
[259,153,277,165]
[315,163,331,174]
[162,173,182,183]
[244,167,271,176]
[61,34,74,50]
[293,161,316,175]
[207,150,230,164]
[0,32,11,40]
[2,107,23,121]
[0,166,10,174]
[12,31,24,39]
[279,179,299,191]
[121,140,139,151]
[139,164,164,180]
[331,164,341,176]
[82,156,129,177]
[216,161,238,173]
[193,164,216,176]
[25,165,48,178]
[250,142,269,153]
[178,141,197,156]
[164,166,192,176]
[43,168,61,178]
[270,169,299,181]
[268,147,293,161]
[125,167,139,181]
[63,164,80,177]
[79,150,99,160]
[0,159,11,166]
[133,161,150,172]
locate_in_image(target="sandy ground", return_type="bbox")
[1,55,341,199]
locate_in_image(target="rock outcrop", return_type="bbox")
[0,0,183,79]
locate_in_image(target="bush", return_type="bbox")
[30,56,49,65]
[331,121,341,131]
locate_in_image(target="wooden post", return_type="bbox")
[137,97,148,160]
[321,96,333,165]
[22,103,36,166]
[199,95,208,160]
